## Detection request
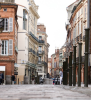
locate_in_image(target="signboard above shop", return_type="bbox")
[0,66,5,71]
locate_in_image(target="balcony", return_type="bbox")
[39,40,45,44]
[0,0,15,3]
[29,31,39,42]
[83,35,85,42]
[26,62,36,68]
[29,48,38,57]
[38,51,45,55]
[38,61,45,65]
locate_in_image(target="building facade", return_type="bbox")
[48,58,51,76]
[65,0,91,84]
[15,0,40,83]
[37,24,49,78]
[0,1,18,83]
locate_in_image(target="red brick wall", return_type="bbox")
[0,4,18,75]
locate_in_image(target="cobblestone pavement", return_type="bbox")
[0,85,91,100]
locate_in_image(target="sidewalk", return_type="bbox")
[56,84,91,98]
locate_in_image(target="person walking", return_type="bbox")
[59,69,63,85]
[0,72,3,85]
[11,74,15,85]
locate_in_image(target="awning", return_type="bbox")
[0,66,5,71]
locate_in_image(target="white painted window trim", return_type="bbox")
[1,40,8,56]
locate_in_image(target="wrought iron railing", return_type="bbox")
[38,50,45,54]
[39,40,45,43]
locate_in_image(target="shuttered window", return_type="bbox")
[9,39,13,55]
[3,18,8,32]
[9,18,13,32]
[1,40,8,55]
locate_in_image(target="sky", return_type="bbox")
[34,0,76,57]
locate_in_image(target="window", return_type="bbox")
[23,9,27,30]
[38,46,42,52]
[1,40,8,55]
[2,18,13,32]
[39,36,42,40]
[38,56,41,61]
[4,18,8,31]
[3,8,7,12]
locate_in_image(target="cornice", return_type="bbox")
[29,5,40,19]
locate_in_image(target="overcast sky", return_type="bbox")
[34,0,76,57]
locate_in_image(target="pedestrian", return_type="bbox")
[59,69,63,85]
[11,73,15,85]
[0,72,2,85]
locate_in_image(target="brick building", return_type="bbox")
[51,49,59,77]
[0,2,18,83]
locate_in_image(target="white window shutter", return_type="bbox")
[9,39,13,55]
[9,18,13,32]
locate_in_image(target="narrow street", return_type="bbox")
[0,85,91,100]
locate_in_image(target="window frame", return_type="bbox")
[1,40,8,56]
[3,18,9,32]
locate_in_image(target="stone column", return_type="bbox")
[84,28,89,87]
[78,43,82,87]
[73,46,76,86]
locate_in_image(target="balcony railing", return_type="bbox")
[39,40,45,44]
[38,51,45,54]
[26,61,36,68]
[29,31,39,42]
[29,48,38,57]
[0,0,15,3]
[38,61,45,64]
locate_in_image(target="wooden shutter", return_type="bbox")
[9,18,13,32]
[9,39,13,55]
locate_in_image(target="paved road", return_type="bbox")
[0,85,91,100]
